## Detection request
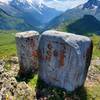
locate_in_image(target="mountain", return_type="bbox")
[0,1,42,31]
[67,15,100,35]
[82,0,100,19]
[0,0,62,32]
[45,7,87,31]
[53,0,100,34]
[1,0,100,33]
[0,0,88,32]
[10,0,62,24]
[82,0,100,10]
[0,8,33,31]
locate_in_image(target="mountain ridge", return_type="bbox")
[67,15,100,35]
[0,8,33,31]
[46,0,100,33]
[0,0,100,33]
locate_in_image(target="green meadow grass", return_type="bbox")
[91,34,100,58]
[0,30,17,59]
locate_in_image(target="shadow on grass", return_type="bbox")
[16,69,38,83]
[35,76,88,100]
[15,71,88,100]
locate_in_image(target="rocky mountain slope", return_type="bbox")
[53,0,100,35]
[82,0,100,11]
[0,8,33,31]
[67,15,100,35]
[0,0,62,32]
[0,0,88,32]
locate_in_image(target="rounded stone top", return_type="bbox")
[42,30,91,42]
[42,30,71,36]
[16,31,39,38]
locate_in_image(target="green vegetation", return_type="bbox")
[0,30,17,59]
[27,74,100,100]
[67,15,100,35]
[57,15,100,36]
[0,9,33,31]
[91,34,100,58]
[84,83,100,100]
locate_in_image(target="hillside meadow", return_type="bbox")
[0,30,100,100]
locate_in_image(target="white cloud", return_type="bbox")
[44,0,88,11]
[0,0,10,4]
[32,0,44,4]
[0,0,88,11]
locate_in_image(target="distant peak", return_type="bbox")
[0,0,11,4]
[0,0,89,11]
[83,0,100,9]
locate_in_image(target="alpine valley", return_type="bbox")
[0,0,100,34]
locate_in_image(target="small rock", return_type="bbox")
[0,60,5,74]
[10,57,18,64]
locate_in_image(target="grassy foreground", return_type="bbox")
[0,30,100,99]
[91,34,100,58]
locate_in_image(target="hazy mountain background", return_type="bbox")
[0,0,100,34]
[55,0,100,35]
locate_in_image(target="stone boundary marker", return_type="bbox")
[16,30,93,92]
[38,30,93,92]
[16,31,39,77]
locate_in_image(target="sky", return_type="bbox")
[44,0,88,11]
[31,0,88,11]
[0,0,88,11]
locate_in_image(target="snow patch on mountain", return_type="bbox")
[0,0,88,11]
[0,0,10,4]
[45,0,88,11]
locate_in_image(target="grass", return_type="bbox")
[0,30,100,99]
[26,74,100,100]
[91,34,100,58]
[0,30,17,59]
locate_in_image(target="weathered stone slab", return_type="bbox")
[38,30,93,92]
[16,31,39,77]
